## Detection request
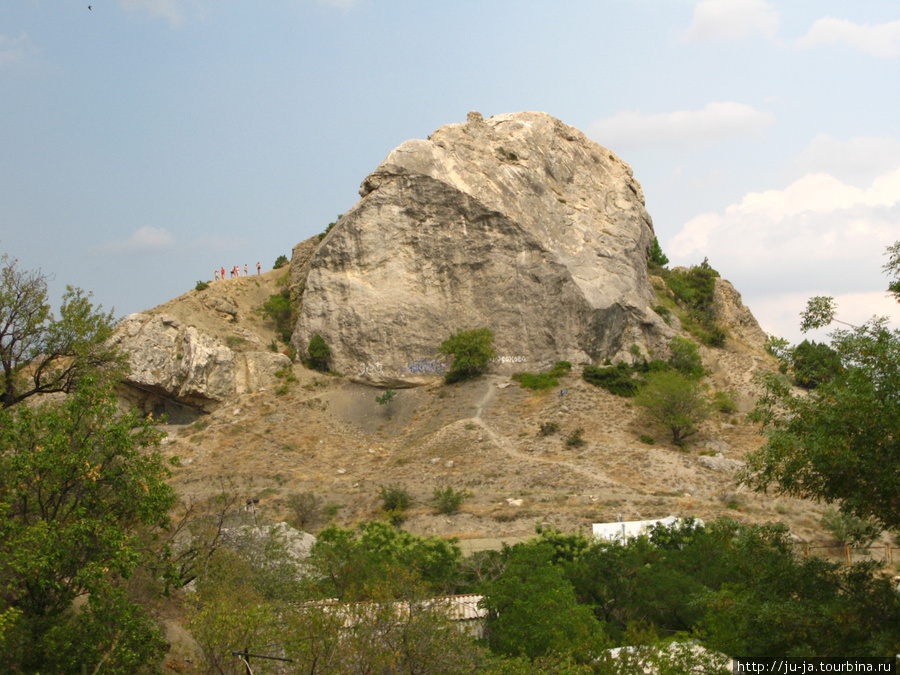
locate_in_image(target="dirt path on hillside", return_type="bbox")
[467,377,640,497]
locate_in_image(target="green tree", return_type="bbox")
[743,241,900,530]
[480,543,606,662]
[664,258,727,346]
[307,333,331,372]
[647,237,669,269]
[635,370,711,444]
[273,254,289,269]
[303,521,462,601]
[698,526,900,657]
[0,253,123,408]
[0,377,175,672]
[261,288,293,343]
[582,362,639,397]
[439,327,496,383]
[667,335,704,378]
[790,339,842,389]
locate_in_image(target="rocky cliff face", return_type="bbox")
[110,276,292,417]
[292,111,674,386]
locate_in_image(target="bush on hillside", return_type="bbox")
[668,335,704,378]
[512,372,558,391]
[261,289,293,343]
[648,237,669,269]
[439,328,496,384]
[306,334,331,372]
[582,362,639,397]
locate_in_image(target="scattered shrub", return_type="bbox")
[512,372,558,391]
[653,305,672,325]
[261,288,293,343]
[539,421,560,436]
[286,491,321,530]
[821,507,882,547]
[273,254,289,269]
[375,389,396,406]
[307,334,331,372]
[549,361,573,377]
[668,335,704,379]
[632,357,671,375]
[432,486,471,515]
[663,258,728,346]
[439,328,496,383]
[639,434,655,445]
[582,363,639,397]
[318,218,339,241]
[648,237,669,269]
[566,428,586,447]
[713,390,738,414]
[379,484,412,513]
[195,280,209,291]
[665,258,718,316]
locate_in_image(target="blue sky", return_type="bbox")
[2,0,898,343]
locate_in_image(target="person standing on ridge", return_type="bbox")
[257,261,261,275]
[244,264,248,276]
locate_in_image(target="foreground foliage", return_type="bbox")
[0,252,123,408]
[744,241,900,530]
[0,378,175,673]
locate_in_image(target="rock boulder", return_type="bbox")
[112,312,291,415]
[292,111,673,385]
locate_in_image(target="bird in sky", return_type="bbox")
[88,5,92,10]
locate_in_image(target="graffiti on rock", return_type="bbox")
[403,358,447,375]
[357,362,384,377]
[491,355,527,364]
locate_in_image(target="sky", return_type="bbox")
[2,0,898,344]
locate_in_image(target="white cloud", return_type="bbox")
[794,134,900,187]
[119,0,185,27]
[588,102,775,150]
[96,226,175,255]
[681,0,779,43]
[798,17,900,58]
[669,166,900,341]
[751,290,900,344]
[0,33,33,69]
[671,167,900,260]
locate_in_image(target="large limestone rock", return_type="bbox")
[293,111,674,385]
[713,278,768,349]
[112,313,290,415]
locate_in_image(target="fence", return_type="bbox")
[793,542,895,566]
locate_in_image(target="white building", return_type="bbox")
[592,516,702,542]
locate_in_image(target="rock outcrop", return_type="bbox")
[112,312,290,417]
[292,111,674,385]
[713,279,768,349]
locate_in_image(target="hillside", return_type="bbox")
[149,273,831,547]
